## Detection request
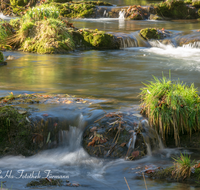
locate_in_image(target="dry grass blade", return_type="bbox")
[142,172,148,190]
[124,177,131,190]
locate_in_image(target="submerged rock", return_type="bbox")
[0,93,92,156]
[149,14,163,20]
[175,31,200,46]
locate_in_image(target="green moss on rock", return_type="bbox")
[26,179,63,187]
[0,52,4,62]
[154,0,198,19]
[140,28,162,40]
[49,2,95,18]
[0,106,33,156]
[128,12,143,20]
[71,29,120,49]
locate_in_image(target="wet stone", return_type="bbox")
[82,112,148,160]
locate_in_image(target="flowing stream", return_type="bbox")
[1,2,200,189]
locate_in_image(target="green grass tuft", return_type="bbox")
[140,73,200,146]
[172,152,195,180]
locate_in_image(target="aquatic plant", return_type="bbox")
[15,18,75,53]
[49,2,95,18]
[172,153,195,180]
[140,74,200,146]
[0,20,14,49]
[192,0,200,8]
[22,4,60,21]
[10,18,21,30]
[184,0,192,4]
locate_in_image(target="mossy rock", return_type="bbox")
[198,8,200,17]
[0,52,4,62]
[128,12,143,20]
[154,0,198,19]
[149,14,163,20]
[26,179,63,187]
[140,28,162,40]
[77,1,112,6]
[0,106,34,156]
[71,29,120,50]
[49,2,96,18]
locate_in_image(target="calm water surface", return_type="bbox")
[0,18,200,190]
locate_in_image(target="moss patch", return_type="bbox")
[154,0,198,19]
[140,28,162,40]
[0,105,33,156]
[71,29,120,50]
[48,2,95,18]
[26,179,62,187]
[0,52,4,62]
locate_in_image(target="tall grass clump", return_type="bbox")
[140,74,200,146]
[22,4,60,21]
[172,153,195,180]
[8,4,75,54]
[0,20,14,49]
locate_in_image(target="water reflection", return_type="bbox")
[72,19,200,33]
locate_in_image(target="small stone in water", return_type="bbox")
[18,110,27,115]
[72,183,80,187]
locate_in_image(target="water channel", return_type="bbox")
[1,0,200,189]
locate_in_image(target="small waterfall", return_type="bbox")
[58,113,85,151]
[119,9,125,19]
[103,10,109,18]
[117,34,138,48]
[138,119,164,155]
[183,41,200,48]
[127,131,137,149]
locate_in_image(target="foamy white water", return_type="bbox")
[0,13,15,20]
[146,41,200,61]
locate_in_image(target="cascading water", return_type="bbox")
[183,41,200,48]
[103,10,109,17]
[116,33,138,48]
[59,113,84,151]
[118,9,125,19]
[138,119,164,155]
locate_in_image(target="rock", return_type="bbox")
[0,52,4,62]
[175,31,200,46]
[0,62,7,66]
[140,28,171,40]
[82,112,148,160]
[149,14,163,20]
[6,55,15,60]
